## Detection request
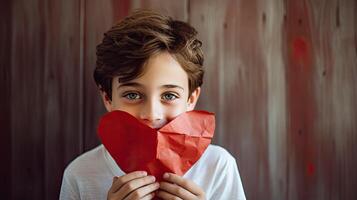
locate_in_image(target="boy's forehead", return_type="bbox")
[114,52,189,89]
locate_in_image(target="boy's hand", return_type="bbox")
[107,171,160,200]
[157,173,206,200]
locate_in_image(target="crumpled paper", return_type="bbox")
[97,110,215,181]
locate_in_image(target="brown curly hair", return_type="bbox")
[94,9,204,100]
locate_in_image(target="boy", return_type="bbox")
[60,9,246,200]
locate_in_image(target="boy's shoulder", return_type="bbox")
[206,144,233,156]
[205,144,236,161]
[198,144,237,169]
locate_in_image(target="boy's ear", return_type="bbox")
[187,87,201,111]
[100,90,113,112]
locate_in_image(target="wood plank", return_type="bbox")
[0,0,12,199]
[10,1,47,198]
[259,1,287,199]
[42,1,83,199]
[190,0,275,199]
[299,0,357,199]
[131,0,188,21]
[285,0,318,199]
[10,0,83,199]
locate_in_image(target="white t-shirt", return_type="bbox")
[60,144,246,200]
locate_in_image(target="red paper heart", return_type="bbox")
[97,110,215,181]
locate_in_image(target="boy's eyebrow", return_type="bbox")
[117,82,184,91]
[161,84,184,91]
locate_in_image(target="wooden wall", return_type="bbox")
[1,0,356,199]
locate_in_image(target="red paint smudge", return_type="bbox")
[306,161,315,177]
[292,36,310,64]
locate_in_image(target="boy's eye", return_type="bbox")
[123,92,141,100]
[162,93,178,101]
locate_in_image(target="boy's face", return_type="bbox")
[101,51,201,129]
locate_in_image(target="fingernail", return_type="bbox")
[142,171,147,175]
[150,176,156,181]
[163,173,169,179]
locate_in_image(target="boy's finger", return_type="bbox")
[117,175,156,199]
[159,181,195,199]
[110,171,147,193]
[137,192,156,200]
[156,189,184,200]
[123,182,159,200]
[162,173,202,196]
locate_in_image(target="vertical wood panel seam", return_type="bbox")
[354,0,357,68]
[79,0,85,154]
[187,0,190,23]
[282,0,290,199]
[4,1,13,198]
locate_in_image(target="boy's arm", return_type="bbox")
[59,169,80,200]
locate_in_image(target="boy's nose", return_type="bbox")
[139,100,164,128]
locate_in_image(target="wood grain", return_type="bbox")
[190,0,271,199]
[7,0,83,199]
[1,0,356,199]
[0,0,12,199]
